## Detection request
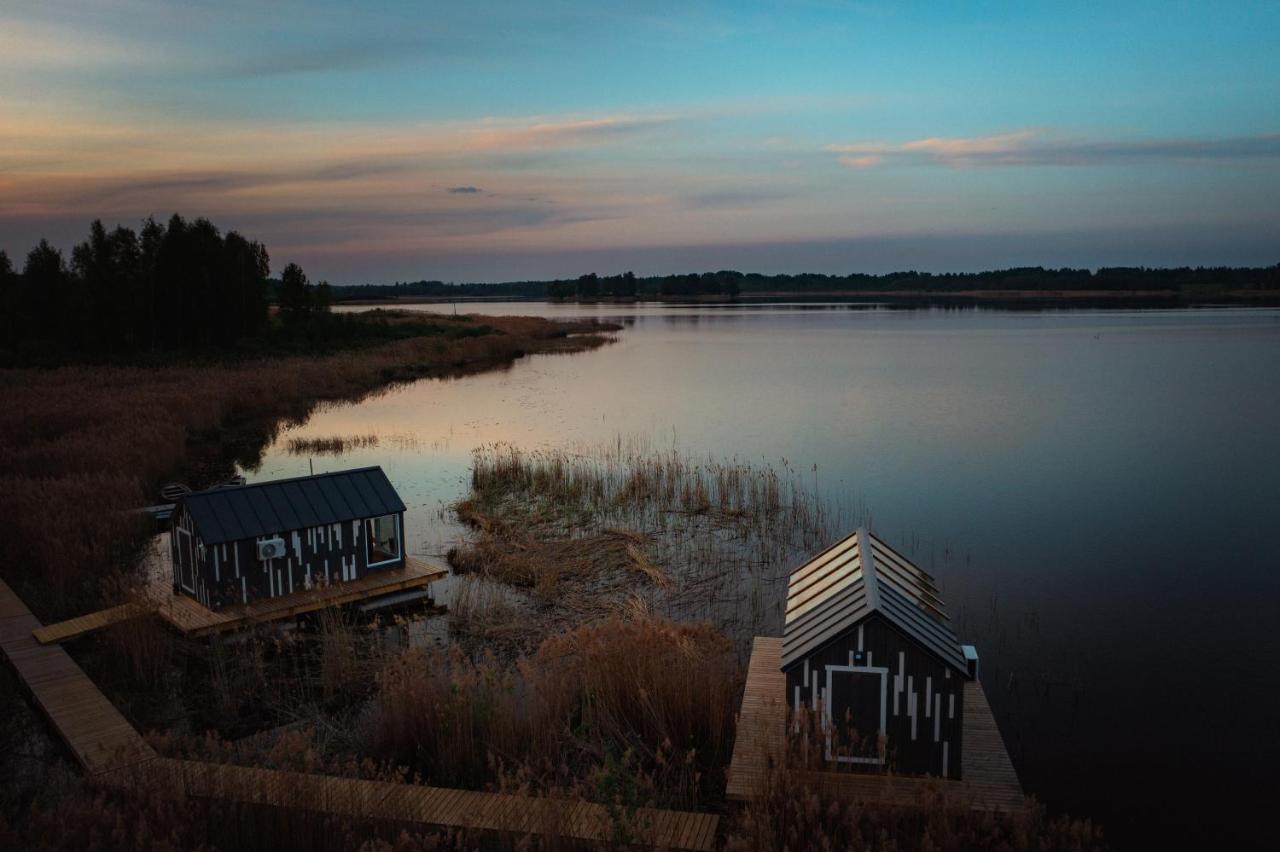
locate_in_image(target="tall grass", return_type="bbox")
[285,434,380,455]
[452,438,868,652]
[726,759,1105,851]
[363,609,742,811]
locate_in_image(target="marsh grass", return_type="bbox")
[451,437,868,652]
[285,433,380,455]
[727,758,1105,851]
[364,608,741,811]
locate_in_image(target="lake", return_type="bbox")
[254,302,1280,847]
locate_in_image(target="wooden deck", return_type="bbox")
[726,636,1025,812]
[33,557,447,644]
[33,601,157,645]
[3,576,719,849]
[0,579,156,774]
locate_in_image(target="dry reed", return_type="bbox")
[363,609,741,811]
[451,438,868,653]
[286,433,380,455]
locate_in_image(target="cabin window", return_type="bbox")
[365,514,401,567]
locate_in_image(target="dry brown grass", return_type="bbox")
[450,439,868,653]
[449,527,669,597]
[726,760,1105,851]
[0,311,615,621]
[363,609,742,811]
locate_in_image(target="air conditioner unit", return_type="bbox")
[257,537,287,560]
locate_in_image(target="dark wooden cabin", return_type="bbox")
[782,528,976,779]
[170,466,407,610]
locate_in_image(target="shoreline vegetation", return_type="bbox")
[324,265,1280,306]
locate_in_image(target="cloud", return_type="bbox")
[464,115,677,151]
[448,186,482,194]
[828,129,1280,168]
[683,187,790,209]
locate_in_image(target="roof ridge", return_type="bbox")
[183,465,384,500]
[858,527,881,611]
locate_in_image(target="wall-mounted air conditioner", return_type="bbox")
[258,537,286,560]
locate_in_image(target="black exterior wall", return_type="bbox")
[170,506,405,610]
[783,614,965,779]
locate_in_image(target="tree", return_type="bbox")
[278,262,311,316]
[618,271,637,298]
[314,279,333,312]
[577,272,599,299]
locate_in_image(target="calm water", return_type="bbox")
[258,302,1280,847]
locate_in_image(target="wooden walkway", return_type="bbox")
[0,579,156,774]
[33,557,447,644]
[726,636,1025,812]
[33,601,157,645]
[2,577,719,849]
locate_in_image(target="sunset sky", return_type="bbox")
[2,0,1278,282]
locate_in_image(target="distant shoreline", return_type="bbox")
[335,288,1280,307]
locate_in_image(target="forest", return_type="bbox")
[1,216,375,365]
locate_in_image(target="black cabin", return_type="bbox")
[782,528,976,779]
[170,466,407,610]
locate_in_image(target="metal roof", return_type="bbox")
[781,528,967,674]
[179,466,406,545]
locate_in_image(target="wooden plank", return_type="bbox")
[142,556,446,637]
[33,601,156,645]
[0,579,156,775]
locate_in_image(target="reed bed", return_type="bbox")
[725,761,1104,851]
[363,608,741,812]
[285,433,380,455]
[450,437,868,652]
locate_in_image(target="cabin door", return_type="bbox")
[825,665,888,765]
[175,527,196,593]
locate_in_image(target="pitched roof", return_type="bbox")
[781,528,967,674]
[179,466,405,545]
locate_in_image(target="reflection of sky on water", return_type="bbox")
[252,303,1280,843]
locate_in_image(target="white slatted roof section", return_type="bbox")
[783,532,862,625]
[781,528,968,674]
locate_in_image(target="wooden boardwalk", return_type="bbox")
[33,557,447,644]
[2,577,719,849]
[0,579,156,774]
[33,601,157,645]
[724,636,788,800]
[726,636,1025,812]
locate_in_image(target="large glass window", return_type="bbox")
[365,514,401,567]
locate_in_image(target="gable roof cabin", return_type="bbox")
[170,467,408,610]
[782,528,973,778]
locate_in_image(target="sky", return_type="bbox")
[2,0,1278,283]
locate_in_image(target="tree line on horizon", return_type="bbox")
[0,216,331,363]
[333,264,1279,302]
